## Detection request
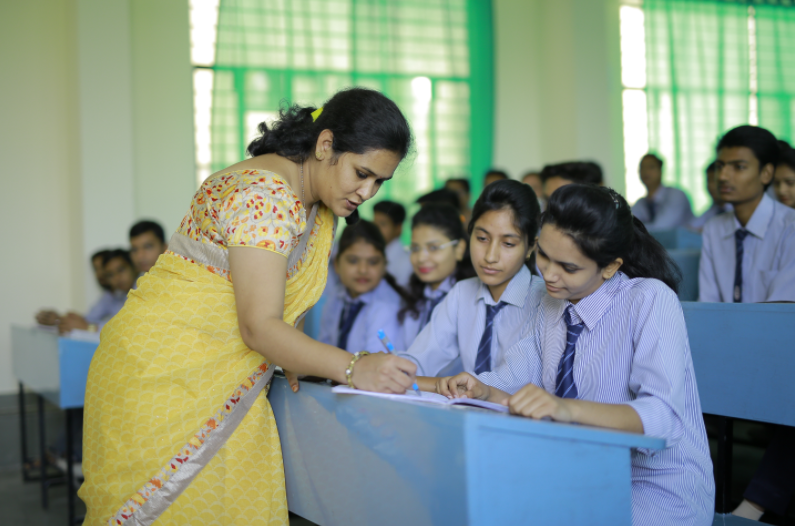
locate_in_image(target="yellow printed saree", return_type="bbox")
[80,171,334,526]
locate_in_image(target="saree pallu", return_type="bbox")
[80,206,333,526]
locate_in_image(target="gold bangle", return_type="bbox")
[345,351,370,389]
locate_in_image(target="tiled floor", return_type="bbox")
[0,468,316,526]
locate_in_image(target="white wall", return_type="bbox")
[492,0,625,194]
[0,0,194,394]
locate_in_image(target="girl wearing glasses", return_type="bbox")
[398,180,547,388]
[398,203,474,347]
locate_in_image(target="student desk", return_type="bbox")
[269,377,664,526]
[11,325,98,526]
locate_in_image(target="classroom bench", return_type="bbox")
[269,376,664,526]
[11,325,97,526]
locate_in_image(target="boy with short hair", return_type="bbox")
[372,201,412,285]
[631,153,694,230]
[129,220,167,275]
[699,125,795,303]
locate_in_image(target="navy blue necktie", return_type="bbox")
[733,229,750,303]
[647,199,657,222]
[474,302,508,374]
[421,292,448,328]
[555,306,585,399]
[337,300,364,350]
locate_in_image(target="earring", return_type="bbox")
[315,151,323,161]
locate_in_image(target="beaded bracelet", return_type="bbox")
[345,351,370,388]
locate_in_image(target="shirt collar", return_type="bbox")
[424,275,455,300]
[339,280,382,305]
[728,193,774,240]
[476,265,531,307]
[552,272,627,331]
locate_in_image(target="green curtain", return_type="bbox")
[206,0,493,223]
[642,0,795,214]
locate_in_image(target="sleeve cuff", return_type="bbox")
[625,396,681,455]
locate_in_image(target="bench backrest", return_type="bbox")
[682,302,795,427]
[669,249,700,302]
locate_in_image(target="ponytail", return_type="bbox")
[541,184,681,293]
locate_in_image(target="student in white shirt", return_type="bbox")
[398,203,475,347]
[438,184,714,526]
[772,140,795,210]
[632,153,695,231]
[372,200,413,286]
[689,161,732,231]
[318,220,409,354]
[699,125,795,303]
[401,180,547,390]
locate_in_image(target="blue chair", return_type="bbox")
[669,248,700,301]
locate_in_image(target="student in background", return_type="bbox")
[631,153,694,231]
[58,249,136,334]
[689,161,733,231]
[539,161,604,201]
[417,188,463,211]
[400,180,546,387]
[521,170,544,209]
[439,184,714,526]
[444,177,472,224]
[772,140,795,209]
[483,168,509,188]
[36,249,113,328]
[399,203,474,347]
[318,220,409,353]
[373,200,412,286]
[129,220,167,275]
[699,125,795,303]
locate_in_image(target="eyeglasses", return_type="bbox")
[406,239,459,255]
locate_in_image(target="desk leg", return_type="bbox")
[65,408,77,526]
[715,416,734,513]
[38,394,48,509]
[18,382,33,482]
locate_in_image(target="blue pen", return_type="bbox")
[377,329,420,395]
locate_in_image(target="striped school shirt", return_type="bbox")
[397,265,547,377]
[481,273,715,526]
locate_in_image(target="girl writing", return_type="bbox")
[438,184,714,526]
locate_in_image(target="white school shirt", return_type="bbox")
[397,265,546,377]
[699,193,795,303]
[385,238,413,286]
[632,186,695,231]
[399,275,456,348]
[317,279,405,353]
[481,273,714,526]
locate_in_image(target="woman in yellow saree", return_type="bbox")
[79,88,418,526]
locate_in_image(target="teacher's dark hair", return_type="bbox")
[336,220,412,304]
[247,87,413,225]
[541,184,681,293]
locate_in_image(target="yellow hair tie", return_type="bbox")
[311,107,324,122]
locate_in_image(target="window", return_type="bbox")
[189,0,494,218]
[619,0,795,213]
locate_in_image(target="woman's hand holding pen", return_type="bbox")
[436,372,490,401]
[352,353,418,394]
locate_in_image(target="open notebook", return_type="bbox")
[331,385,509,413]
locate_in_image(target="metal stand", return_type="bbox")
[18,382,36,483]
[715,416,734,513]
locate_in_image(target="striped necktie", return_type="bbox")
[474,302,508,374]
[337,300,365,350]
[555,305,585,399]
[421,292,448,328]
[733,229,750,303]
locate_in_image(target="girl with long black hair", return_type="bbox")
[438,184,714,526]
